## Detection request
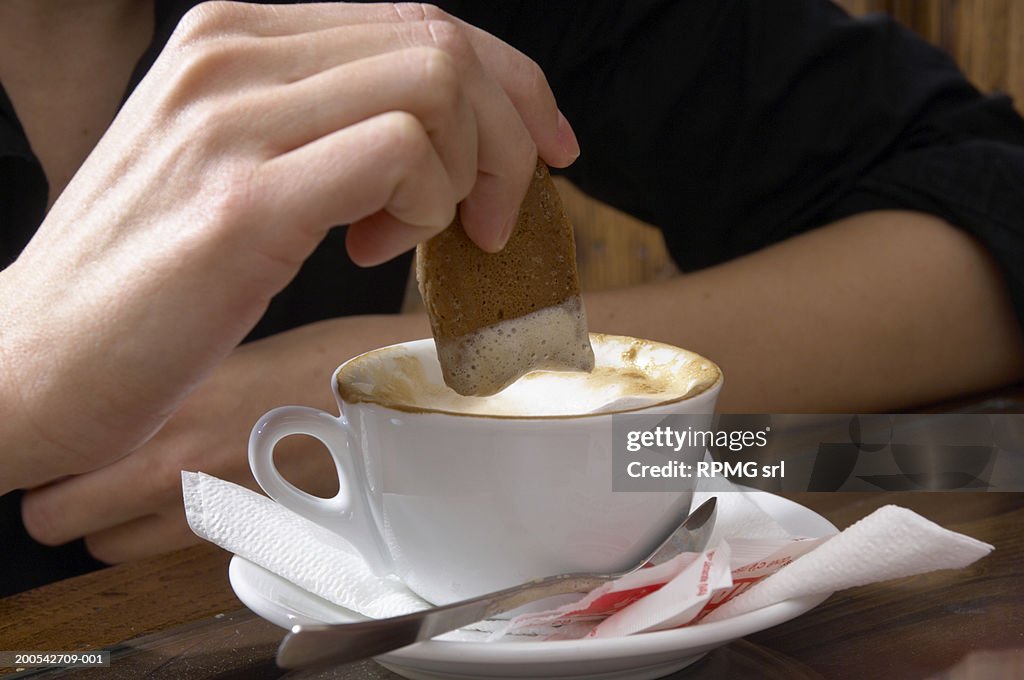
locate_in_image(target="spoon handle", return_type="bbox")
[276,573,607,669]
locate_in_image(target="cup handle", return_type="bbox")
[248,405,391,575]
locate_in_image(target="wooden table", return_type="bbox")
[1,492,1021,679]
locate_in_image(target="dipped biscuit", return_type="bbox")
[416,161,594,396]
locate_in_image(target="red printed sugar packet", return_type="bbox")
[590,544,733,637]
[496,535,827,641]
[496,501,992,641]
[503,548,726,634]
[593,536,825,638]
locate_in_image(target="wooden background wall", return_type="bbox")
[404,2,1022,311]
[837,0,1024,114]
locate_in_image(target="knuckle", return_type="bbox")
[154,33,261,118]
[382,111,430,154]
[503,52,548,109]
[418,48,461,114]
[519,57,548,100]
[393,3,449,24]
[172,38,245,92]
[179,99,231,143]
[378,113,434,186]
[168,75,258,147]
[172,1,245,45]
[208,166,262,226]
[422,18,468,56]
[169,9,205,46]
[173,1,250,41]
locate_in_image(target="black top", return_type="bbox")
[2,0,1023,593]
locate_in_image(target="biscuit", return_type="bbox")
[416,161,595,396]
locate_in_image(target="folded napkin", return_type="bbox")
[182,470,993,637]
[180,470,778,620]
[701,503,992,623]
[182,471,427,619]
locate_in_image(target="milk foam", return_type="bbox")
[337,334,721,418]
[436,296,594,396]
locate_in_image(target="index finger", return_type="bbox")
[181,2,579,167]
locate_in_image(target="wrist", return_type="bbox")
[0,265,38,493]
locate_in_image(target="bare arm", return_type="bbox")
[20,313,431,563]
[0,2,577,496]
[586,210,1024,412]
[23,208,1024,562]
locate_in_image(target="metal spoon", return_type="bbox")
[276,497,717,670]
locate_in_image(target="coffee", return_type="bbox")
[337,333,721,418]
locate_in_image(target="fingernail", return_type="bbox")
[557,110,581,162]
[495,209,518,251]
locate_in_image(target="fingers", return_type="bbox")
[21,453,179,547]
[346,210,436,266]
[261,111,457,250]
[84,513,199,564]
[263,46,479,204]
[459,163,534,253]
[168,2,576,256]
[450,20,581,167]
[21,436,340,564]
[253,22,536,252]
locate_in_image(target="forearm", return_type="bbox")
[235,209,1024,414]
[0,2,579,497]
[15,311,434,561]
[0,281,430,499]
[238,312,432,375]
[585,210,1024,412]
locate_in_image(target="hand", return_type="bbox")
[0,2,578,494]
[20,313,430,563]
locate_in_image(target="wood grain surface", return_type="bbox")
[0,545,236,656]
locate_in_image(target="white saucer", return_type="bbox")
[229,491,837,680]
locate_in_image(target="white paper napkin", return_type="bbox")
[701,503,993,623]
[182,470,993,635]
[181,471,428,619]
[181,470,789,620]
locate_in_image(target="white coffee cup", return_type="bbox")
[248,333,722,604]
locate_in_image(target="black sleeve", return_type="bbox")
[0,89,48,268]
[439,0,1024,327]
